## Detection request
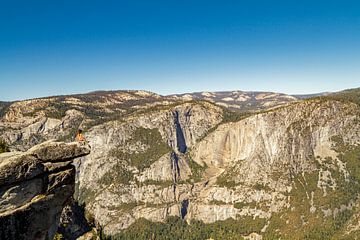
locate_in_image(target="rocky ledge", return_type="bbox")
[0,140,90,240]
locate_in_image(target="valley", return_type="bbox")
[1,88,360,239]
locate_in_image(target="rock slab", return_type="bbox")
[0,140,90,240]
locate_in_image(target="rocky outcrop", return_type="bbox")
[193,100,360,181]
[0,140,90,240]
[0,109,85,151]
[186,100,360,222]
[57,203,93,240]
[0,90,183,151]
[2,89,360,239]
[76,102,223,234]
[76,99,360,236]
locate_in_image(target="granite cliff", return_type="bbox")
[0,141,90,240]
[0,89,360,239]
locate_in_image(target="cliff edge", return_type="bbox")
[0,140,90,240]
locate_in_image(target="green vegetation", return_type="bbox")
[320,88,360,107]
[221,109,252,123]
[264,209,354,240]
[253,183,271,192]
[207,199,263,211]
[78,187,98,205]
[20,90,170,130]
[108,202,139,212]
[263,144,360,240]
[261,133,360,239]
[0,101,11,118]
[98,164,134,186]
[0,139,9,153]
[139,179,173,188]
[234,202,247,209]
[303,210,353,240]
[45,101,72,119]
[216,166,238,188]
[98,127,171,187]
[103,216,266,240]
[216,176,237,188]
[209,200,228,205]
[186,154,207,182]
[134,99,213,115]
[264,191,348,239]
[53,233,64,240]
[109,127,171,171]
[128,128,171,170]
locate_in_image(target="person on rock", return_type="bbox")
[75,129,86,142]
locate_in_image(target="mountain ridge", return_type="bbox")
[0,87,360,239]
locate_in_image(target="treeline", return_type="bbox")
[0,139,8,153]
[102,216,266,240]
[0,101,11,118]
[321,87,360,106]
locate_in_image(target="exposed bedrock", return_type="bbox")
[0,140,90,240]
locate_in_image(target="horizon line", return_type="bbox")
[2,86,358,102]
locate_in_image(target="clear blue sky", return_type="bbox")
[0,0,359,101]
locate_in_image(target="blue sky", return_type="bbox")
[0,0,359,101]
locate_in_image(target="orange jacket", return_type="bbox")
[76,133,86,142]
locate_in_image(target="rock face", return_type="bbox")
[0,140,90,240]
[76,102,223,234]
[0,90,308,151]
[193,100,360,183]
[77,99,360,239]
[0,90,175,151]
[187,100,360,222]
[1,89,360,239]
[74,98,360,237]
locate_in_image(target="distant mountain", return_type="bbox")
[321,87,360,106]
[168,91,299,111]
[1,87,360,239]
[292,92,331,99]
